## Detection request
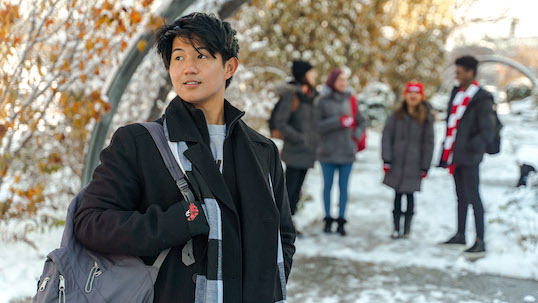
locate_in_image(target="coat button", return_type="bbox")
[192,273,197,283]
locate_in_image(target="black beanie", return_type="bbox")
[292,60,313,81]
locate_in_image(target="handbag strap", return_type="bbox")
[349,95,358,121]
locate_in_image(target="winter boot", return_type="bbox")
[323,217,334,233]
[462,238,486,258]
[439,233,466,246]
[336,217,347,236]
[391,210,401,239]
[402,212,413,239]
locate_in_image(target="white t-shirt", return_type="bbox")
[207,124,227,173]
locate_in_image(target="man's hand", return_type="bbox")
[182,200,209,238]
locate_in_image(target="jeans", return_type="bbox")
[320,162,353,218]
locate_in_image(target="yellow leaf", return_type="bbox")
[85,40,94,51]
[130,10,142,24]
[137,40,147,52]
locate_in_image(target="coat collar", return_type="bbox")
[164,96,245,144]
[163,96,248,215]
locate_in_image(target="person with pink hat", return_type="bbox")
[381,82,434,239]
[316,68,366,236]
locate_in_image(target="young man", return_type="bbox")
[74,13,295,302]
[439,55,496,257]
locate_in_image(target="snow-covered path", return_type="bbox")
[288,256,538,303]
[287,112,538,302]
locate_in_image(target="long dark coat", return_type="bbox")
[439,87,496,167]
[382,106,435,193]
[74,98,296,303]
[273,82,318,169]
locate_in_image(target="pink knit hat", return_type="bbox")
[326,68,343,91]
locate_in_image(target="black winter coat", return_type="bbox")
[74,98,296,302]
[273,82,318,169]
[439,87,496,167]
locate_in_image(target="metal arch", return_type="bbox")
[81,0,251,186]
[439,54,538,94]
[477,54,538,88]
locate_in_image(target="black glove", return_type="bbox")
[181,199,209,238]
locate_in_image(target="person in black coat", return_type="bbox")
[382,82,434,239]
[272,61,318,218]
[73,13,295,302]
[439,56,497,258]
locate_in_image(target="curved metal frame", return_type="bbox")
[440,54,538,93]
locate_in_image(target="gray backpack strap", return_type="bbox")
[152,248,171,269]
[139,122,197,269]
[139,122,195,204]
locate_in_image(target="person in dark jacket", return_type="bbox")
[73,13,295,302]
[382,82,434,239]
[439,55,496,258]
[273,60,318,218]
[316,68,366,236]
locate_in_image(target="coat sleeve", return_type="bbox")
[269,141,296,281]
[74,126,192,256]
[273,93,304,144]
[420,115,435,171]
[353,109,367,139]
[381,113,396,164]
[316,99,342,134]
[469,97,496,154]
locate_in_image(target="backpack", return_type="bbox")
[33,122,193,303]
[486,107,502,155]
[268,94,299,139]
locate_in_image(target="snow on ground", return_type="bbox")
[293,111,538,281]
[0,111,537,303]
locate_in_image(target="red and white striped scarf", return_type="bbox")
[441,81,479,173]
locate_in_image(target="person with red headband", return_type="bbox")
[316,68,366,236]
[382,81,434,239]
[438,55,497,258]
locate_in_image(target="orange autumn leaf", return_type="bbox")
[85,40,94,51]
[137,40,147,52]
[142,0,153,7]
[59,92,69,107]
[130,10,142,25]
[90,90,101,101]
[45,19,53,27]
[121,40,128,51]
[80,74,87,83]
